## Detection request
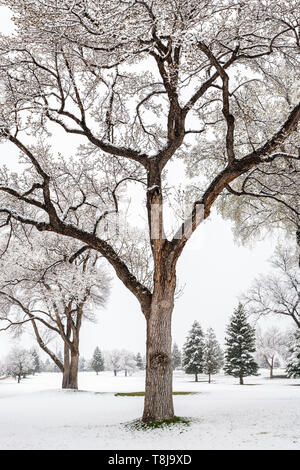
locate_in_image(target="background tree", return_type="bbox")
[79,357,87,372]
[286,331,300,378]
[30,348,41,375]
[135,352,144,371]
[255,326,287,378]
[122,350,137,377]
[172,343,182,370]
[203,328,223,383]
[107,350,123,377]
[91,347,105,375]
[43,358,52,373]
[224,304,258,385]
[244,246,299,328]
[5,347,34,383]
[0,233,111,389]
[0,0,299,422]
[182,321,204,382]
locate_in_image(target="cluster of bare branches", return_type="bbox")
[244,246,300,328]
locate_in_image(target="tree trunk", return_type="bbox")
[142,291,174,422]
[67,352,79,389]
[270,357,274,379]
[62,343,71,389]
[62,348,78,390]
[114,370,117,377]
[208,373,211,384]
[240,376,244,385]
[195,373,198,382]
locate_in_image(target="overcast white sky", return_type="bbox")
[0,7,294,360]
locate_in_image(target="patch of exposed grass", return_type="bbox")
[126,416,193,430]
[115,391,197,397]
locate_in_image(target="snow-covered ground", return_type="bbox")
[0,370,299,450]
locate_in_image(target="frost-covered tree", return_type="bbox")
[244,246,300,328]
[224,304,258,384]
[0,233,111,389]
[0,0,299,422]
[135,352,144,370]
[182,321,204,382]
[91,347,105,375]
[0,359,6,377]
[286,331,300,378]
[30,348,41,375]
[203,328,224,383]
[5,347,35,383]
[255,326,287,378]
[172,343,182,370]
[43,358,51,373]
[79,357,87,372]
[122,350,137,377]
[107,350,123,377]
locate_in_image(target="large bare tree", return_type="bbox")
[0,0,299,421]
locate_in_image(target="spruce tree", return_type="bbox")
[91,347,105,375]
[286,331,300,378]
[30,348,41,375]
[172,343,182,370]
[182,321,204,382]
[203,328,224,383]
[135,352,144,370]
[224,303,258,384]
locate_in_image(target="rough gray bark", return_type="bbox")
[142,268,176,422]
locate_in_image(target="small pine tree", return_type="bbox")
[172,343,182,370]
[286,331,300,378]
[182,321,204,382]
[203,328,224,383]
[135,352,144,370]
[30,348,41,375]
[91,347,105,375]
[224,303,259,384]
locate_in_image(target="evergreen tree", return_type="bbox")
[224,304,259,384]
[91,347,105,375]
[135,352,144,370]
[286,331,300,378]
[79,357,86,372]
[203,328,224,383]
[43,358,51,372]
[30,348,41,375]
[182,321,204,382]
[172,343,182,370]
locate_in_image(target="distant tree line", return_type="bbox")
[2,304,300,384]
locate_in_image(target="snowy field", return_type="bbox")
[0,370,299,450]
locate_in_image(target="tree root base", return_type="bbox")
[126,416,192,430]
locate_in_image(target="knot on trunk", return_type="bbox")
[150,352,170,371]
